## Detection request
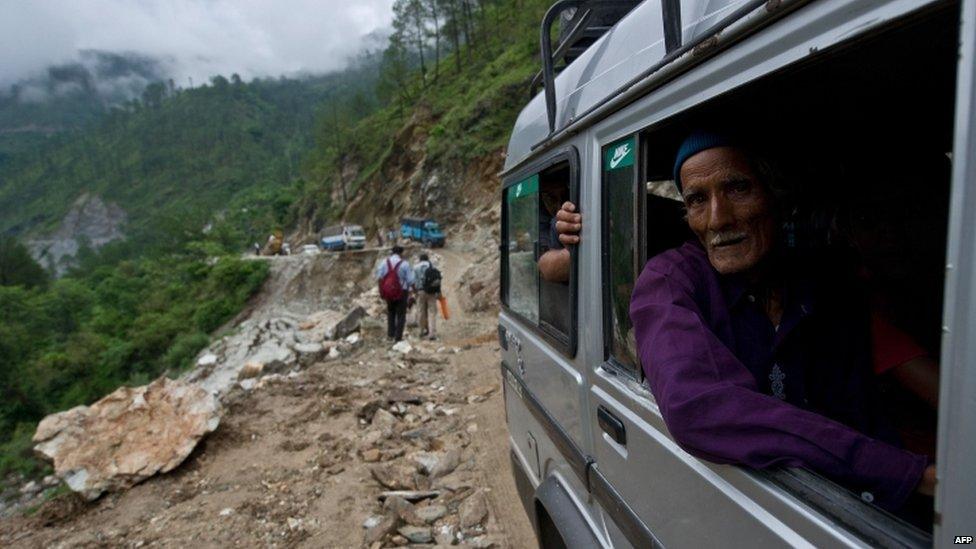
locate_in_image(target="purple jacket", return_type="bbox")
[629,240,927,510]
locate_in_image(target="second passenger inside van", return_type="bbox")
[538,181,573,333]
[555,131,939,511]
[538,184,577,283]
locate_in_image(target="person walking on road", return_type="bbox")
[413,253,442,340]
[376,245,414,342]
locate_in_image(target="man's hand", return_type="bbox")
[555,201,582,245]
[917,464,937,496]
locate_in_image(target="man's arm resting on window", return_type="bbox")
[630,266,929,511]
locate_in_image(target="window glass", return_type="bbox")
[506,174,539,323]
[538,165,572,336]
[604,137,638,369]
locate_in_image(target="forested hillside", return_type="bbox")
[0,51,168,167]
[0,0,549,480]
[0,73,354,476]
[294,0,549,232]
[0,72,372,244]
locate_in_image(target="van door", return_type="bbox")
[500,147,602,539]
[587,134,800,547]
[934,0,976,542]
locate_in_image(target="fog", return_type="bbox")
[0,0,395,92]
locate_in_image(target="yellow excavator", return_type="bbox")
[261,229,284,256]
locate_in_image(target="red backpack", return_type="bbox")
[379,258,404,301]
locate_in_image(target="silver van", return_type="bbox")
[499,0,974,547]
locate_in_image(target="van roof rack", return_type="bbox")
[534,0,682,134]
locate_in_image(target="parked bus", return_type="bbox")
[320,224,366,251]
[499,1,972,547]
[400,217,446,247]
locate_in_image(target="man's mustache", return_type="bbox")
[709,231,748,247]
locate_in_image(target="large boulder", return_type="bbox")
[33,377,221,501]
[298,307,366,342]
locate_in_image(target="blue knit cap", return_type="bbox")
[673,130,735,191]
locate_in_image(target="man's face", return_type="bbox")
[680,147,776,275]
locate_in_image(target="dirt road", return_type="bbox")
[0,243,535,548]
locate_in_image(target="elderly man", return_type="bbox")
[628,131,935,511]
[556,131,936,511]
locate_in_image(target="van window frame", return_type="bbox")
[600,134,643,380]
[500,145,580,358]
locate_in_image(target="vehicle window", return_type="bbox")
[538,164,572,336]
[505,174,540,324]
[503,157,576,348]
[603,136,639,370]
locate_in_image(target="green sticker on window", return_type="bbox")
[604,137,635,171]
[507,174,539,202]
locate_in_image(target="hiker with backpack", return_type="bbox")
[376,245,414,342]
[413,253,442,340]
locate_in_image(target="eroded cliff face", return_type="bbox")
[27,193,126,276]
[294,105,503,247]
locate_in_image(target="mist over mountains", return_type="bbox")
[2,50,168,106]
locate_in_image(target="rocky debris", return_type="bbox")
[293,342,325,366]
[238,362,264,380]
[387,390,423,405]
[385,496,425,526]
[238,378,257,391]
[370,465,417,490]
[459,490,489,529]
[411,452,440,475]
[19,481,39,496]
[33,377,220,501]
[455,231,500,313]
[392,340,413,354]
[184,305,365,397]
[371,408,399,435]
[298,307,366,342]
[378,490,441,502]
[354,286,387,318]
[428,449,461,479]
[435,524,458,545]
[415,504,448,524]
[364,512,398,544]
[398,525,433,544]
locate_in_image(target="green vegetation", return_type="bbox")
[0,237,48,289]
[0,234,268,476]
[0,0,555,479]
[298,0,549,216]
[0,75,338,241]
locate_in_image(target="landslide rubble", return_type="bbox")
[4,245,532,547]
[183,306,367,397]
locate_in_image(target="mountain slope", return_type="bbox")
[294,0,550,237]
[0,76,327,241]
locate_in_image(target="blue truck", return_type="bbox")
[400,217,445,247]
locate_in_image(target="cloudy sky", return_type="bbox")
[0,0,396,87]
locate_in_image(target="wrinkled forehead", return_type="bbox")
[679,146,760,190]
